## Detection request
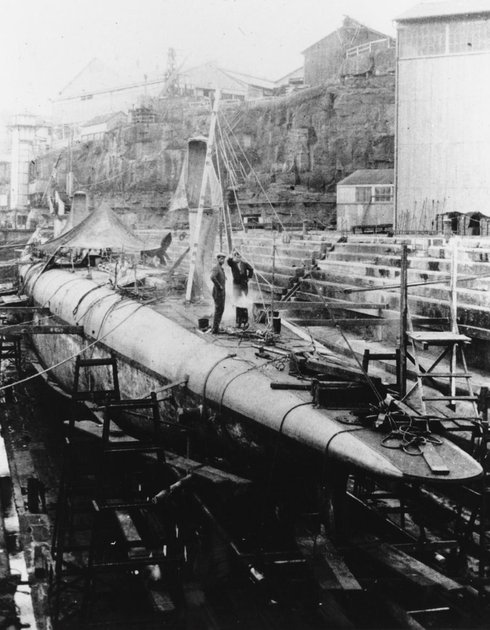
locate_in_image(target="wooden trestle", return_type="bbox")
[51,355,184,626]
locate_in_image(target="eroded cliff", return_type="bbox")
[32,75,395,228]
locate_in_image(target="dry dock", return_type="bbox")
[2,232,490,627]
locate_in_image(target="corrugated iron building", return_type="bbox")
[336,169,394,232]
[53,59,276,125]
[395,1,490,233]
[303,16,394,86]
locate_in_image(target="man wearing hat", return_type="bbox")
[210,252,227,334]
[227,249,254,300]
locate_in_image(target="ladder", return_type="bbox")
[400,242,490,592]
[402,241,481,428]
[0,324,22,376]
[72,354,121,406]
[81,394,180,625]
[51,355,122,622]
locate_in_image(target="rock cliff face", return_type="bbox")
[31,75,394,228]
[235,75,394,190]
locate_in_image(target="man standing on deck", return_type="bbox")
[227,249,254,301]
[210,253,226,334]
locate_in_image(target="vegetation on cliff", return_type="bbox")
[31,75,394,226]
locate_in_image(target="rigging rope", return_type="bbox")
[220,114,286,231]
[0,284,154,394]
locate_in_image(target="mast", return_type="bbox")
[185,90,221,302]
[215,140,233,253]
[270,230,276,329]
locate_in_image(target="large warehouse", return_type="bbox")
[395,1,490,233]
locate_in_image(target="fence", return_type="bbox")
[346,38,395,58]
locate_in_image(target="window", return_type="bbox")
[373,186,393,202]
[355,186,372,203]
[81,94,93,101]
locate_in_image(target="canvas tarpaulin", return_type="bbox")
[40,202,145,254]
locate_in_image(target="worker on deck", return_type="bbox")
[227,249,254,300]
[210,252,227,334]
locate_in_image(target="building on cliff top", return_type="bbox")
[395,1,490,235]
[178,63,275,101]
[78,112,128,143]
[53,58,276,125]
[274,67,305,94]
[302,16,395,86]
[336,169,394,234]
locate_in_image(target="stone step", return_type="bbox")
[237,249,310,268]
[296,276,490,332]
[238,243,326,261]
[426,245,490,263]
[315,258,490,290]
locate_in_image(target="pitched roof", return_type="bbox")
[180,63,247,94]
[41,202,144,254]
[220,68,275,90]
[179,62,274,94]
[275,67,304,86]
[302,16,393,54]
[337,169,394,186]
[396,1,490,22]
[58,58,125,98]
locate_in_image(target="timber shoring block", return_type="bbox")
[357,539,464,596]
[296,533,362,592]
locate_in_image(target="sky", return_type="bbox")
[0,0,438,118]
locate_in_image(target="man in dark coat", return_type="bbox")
[210,252,226,334]
[227,250,254,300]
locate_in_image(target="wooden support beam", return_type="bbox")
[358,538,465,595]
[256,301,388,311]
[270,382,311,390]
[0,307,49,314]
[289,318,394,327]
[0,283,17,296]
[296,531,362,591]
[289,318,447,328]
[0,324,83,336]
[67,420,251,488]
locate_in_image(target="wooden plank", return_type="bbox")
[149,588,176,613]
[289,318,394,327]
[422,443,450,475]
[115,510,142,545]
[256,301,388,311]
[323,536,363,591]
[359,540,464,595]
[0,324,83,335]
[291,318,448,328]
[407,331,471,345]
[69,420,251,488]
[0,283,16,294]
[0,307,48,314]
[324,300,389,310]
[0,294,28,304]
[296,533,362,591]
[270,382,311,391]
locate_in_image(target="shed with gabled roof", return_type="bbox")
[302,16,395,86]
[79,111,127,142]
[336,169,394,232]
